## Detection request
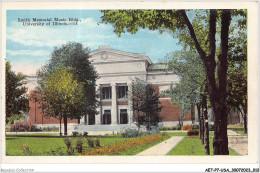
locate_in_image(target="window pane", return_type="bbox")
[120,109,128,124]
[102,87,111,99]
[103,110,111,124]
[118,86,128,99]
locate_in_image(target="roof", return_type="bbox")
[148,63,169,71]
[90,45,152,65]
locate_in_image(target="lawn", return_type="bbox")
[163,132,187,136]
[167,136,238,156]
[6,134,133,156]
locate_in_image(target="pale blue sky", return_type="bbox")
[6,10,182,75]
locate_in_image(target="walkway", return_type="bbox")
[137,136,185,156]
[228,130,248,155]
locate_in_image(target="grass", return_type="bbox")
[115,133,171,155]
[6,135,132,156]
[167,136,238,156]
[163,132,187,136]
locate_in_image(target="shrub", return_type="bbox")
[121,129,140,138]
[209,124,215,131]
[171,126,177,130]
[64,138,74,155]
[31,125,42,132]
[21,144,30,155]
[192,125,199,130]
[83,134,163,156]
[72,131,79,137]
[161,127,168,131]
[86,138,95,148]
[150,126,160,135]
[51,127,59,132]
[182,124,193,131]
[5,127,11,132]
[177,125,182,130]
[83,132,88,137]
[11,122,32,132]
[95,138,101,147]
[76,138,84,153]
[187,130,199,136]
[7,114,24,125]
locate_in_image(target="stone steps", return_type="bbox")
[73,124,138,132]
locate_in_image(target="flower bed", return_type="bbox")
[83,134,163,156]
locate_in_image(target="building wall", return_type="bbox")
[27,46,193,127]
[28,90,77,125]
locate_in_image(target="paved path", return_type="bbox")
[227,130,248,155]
[137,136,185,156]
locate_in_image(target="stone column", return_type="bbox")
[95,85,101,125]
[111,83,118,124]
[127,82,133,124]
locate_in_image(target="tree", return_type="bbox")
[227,25,247,133]
[39,66,85,135]
[166,51,210,155]
[227,65,247,133]
[38,42,98,125]
[101,9,246,155]
[6,61,29,124]
[130,78,163,131]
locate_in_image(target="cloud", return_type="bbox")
[6,49,50,57]
[6,17,113,48]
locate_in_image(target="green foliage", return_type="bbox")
[5,61,29,124]
[21,144,31,155]
[72,131,79,137]
[39,66,85,125]
[37,42,98,118]
[64,138,74,155]
[86,138,95,148]
[121,129,140,138]
[130,78,163,131]
[7,114,25,125]
[95,138,101,147]
[76,138,84,153]
[101,10,185,37]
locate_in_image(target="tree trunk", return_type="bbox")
[59,118,62,137]
[197,103,204,143]
[243,99,247,134]
[78,117,80,125]
[182,9,231,155]
[243,113,247,134]
[64,114,68,136]
[202,93,210,155]
[191,104,195,124]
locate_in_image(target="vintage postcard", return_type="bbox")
[0,1,258,167]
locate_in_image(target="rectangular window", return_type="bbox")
[120,109,128,124]
[102,87,111,99]
[118,86,128,99]
[102,110,111,124]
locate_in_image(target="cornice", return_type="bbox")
[92,59,146,65]
[90,48,152,65]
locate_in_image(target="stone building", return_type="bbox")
[27,46,194,134]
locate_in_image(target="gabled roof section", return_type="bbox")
[89,45,152,64]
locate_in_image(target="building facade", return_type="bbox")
[27,46,194,133]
